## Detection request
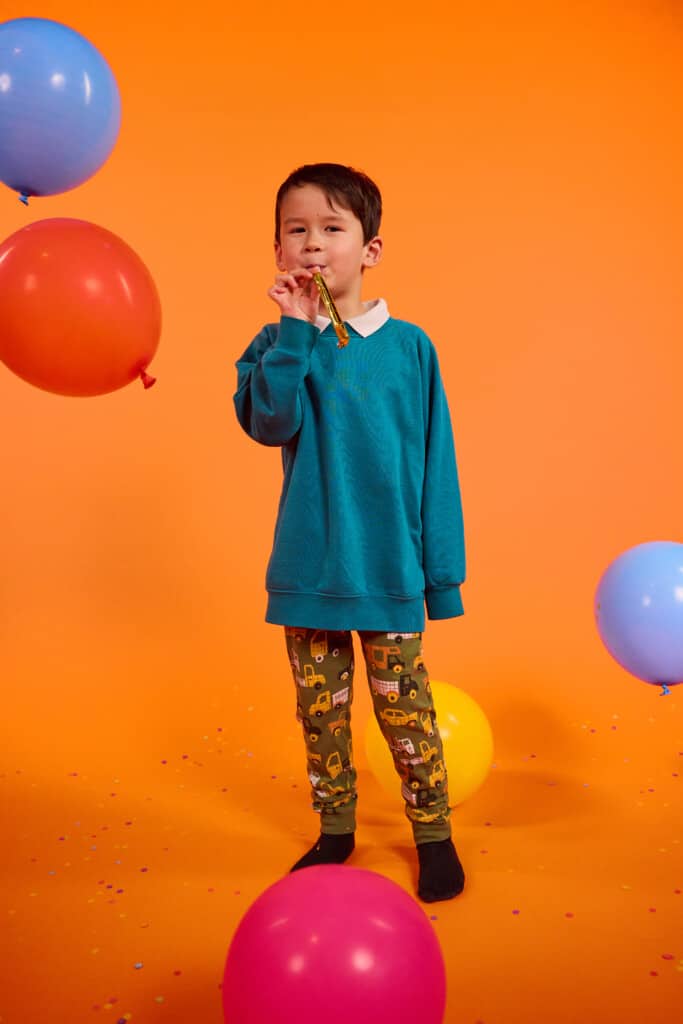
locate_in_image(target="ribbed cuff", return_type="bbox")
[276,315,320,354]
[425,585,464,619]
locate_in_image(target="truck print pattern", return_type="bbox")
[283,628,451,844]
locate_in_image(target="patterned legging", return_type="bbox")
[284,627,451,845]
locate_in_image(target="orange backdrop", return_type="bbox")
[1,2,681,1022]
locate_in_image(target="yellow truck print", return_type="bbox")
[313,781,352,799]
[307,750,351,779]
[308,686,349,719]
[368,644,405,674]
[298,663,326,690]
[419,711,435,736]
[326,751,351,779]
[419,739,438,762]
[407,807,443,824]
[310,690,332,717]
[428,759,446,788]
[310,630,334,662]
[380,707,420,729]
[380,707,434,734]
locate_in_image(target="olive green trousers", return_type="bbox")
[284,628,452,845]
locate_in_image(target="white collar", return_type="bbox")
[315,297,390,338]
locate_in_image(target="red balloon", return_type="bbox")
[0,218,161,396]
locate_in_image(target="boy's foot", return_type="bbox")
[289,832,355,872]
[417,837,465,902]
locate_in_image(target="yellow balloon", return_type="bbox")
[364,679,494,806]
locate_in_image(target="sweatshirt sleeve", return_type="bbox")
[419,333,466,619]
[233,316,320,447]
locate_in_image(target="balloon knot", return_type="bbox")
[659,684,670,697]
[140,370,156,389]
[19,193,29,206]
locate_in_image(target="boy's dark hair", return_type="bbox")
[275,162,382,248]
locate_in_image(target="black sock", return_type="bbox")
[417,838,465,902]
[289,832,355,872]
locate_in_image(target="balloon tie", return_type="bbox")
[19,193,29,207]
[140,370,156,389]
[659,684,670,697]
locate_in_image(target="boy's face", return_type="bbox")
[274,184,381,297]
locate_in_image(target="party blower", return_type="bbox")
[312,271,349,348]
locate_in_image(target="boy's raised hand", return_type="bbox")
[268,265,322,323]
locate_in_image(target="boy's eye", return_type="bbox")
[290,226,341,233]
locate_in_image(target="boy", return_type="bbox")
[233,163,466,902]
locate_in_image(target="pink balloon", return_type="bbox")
[222,865,446,1024]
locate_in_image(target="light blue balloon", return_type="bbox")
[0,17,121,201]
[595,540,683,688]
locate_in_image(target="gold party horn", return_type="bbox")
[311,271,349,348]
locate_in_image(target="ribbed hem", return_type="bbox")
[411,815,453,844]
[266,590,426,632]
[320,812,356,834]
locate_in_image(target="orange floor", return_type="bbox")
[1,651,680,1024]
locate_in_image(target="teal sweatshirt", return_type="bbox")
[233,296,466,631]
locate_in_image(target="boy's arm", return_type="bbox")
[233,316,320,446]
[419,334,466,619]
